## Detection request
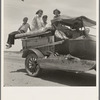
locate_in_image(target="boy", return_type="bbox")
[6,17,31,49]
[42,15,48,28]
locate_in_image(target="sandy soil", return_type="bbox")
[4,51,96,86]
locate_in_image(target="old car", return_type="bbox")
[15,16,96,77]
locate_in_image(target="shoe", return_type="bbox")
[6,44,12,49]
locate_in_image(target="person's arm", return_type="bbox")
[18,24,23,31]
[28,25,31,31]
[18,26,21,31]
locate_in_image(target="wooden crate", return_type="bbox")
[22,37,49,49]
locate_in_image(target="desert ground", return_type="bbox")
[4,51,96,86]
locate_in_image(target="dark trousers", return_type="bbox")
[7,31,20,45]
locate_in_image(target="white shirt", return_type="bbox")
[41,21,47,27]
[19,23,30,32]
[31,15,43,31]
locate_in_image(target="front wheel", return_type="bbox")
[25,53,41,77]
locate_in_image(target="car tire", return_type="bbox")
[25,53,41,77]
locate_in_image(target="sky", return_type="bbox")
[3,0,97,51]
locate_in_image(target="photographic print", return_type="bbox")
[1,0,99,100]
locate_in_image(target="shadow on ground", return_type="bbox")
[11,69,26,73]
[11,69,96,86]
[40,69,96,86]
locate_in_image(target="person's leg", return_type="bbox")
[48,36,54,43]
[6,31,20,48]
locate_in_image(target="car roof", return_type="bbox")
[51,15,96,28]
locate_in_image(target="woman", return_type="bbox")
[31,9,43,31]
[53,9,69,39]
[53,9,61,19]
[52,9,61,28]
[48,9,61,43]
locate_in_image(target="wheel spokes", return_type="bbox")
[29,60,32,63]
[28,57,38,74]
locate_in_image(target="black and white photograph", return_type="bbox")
[1,0,99,100]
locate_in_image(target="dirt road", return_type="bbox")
[4,51,96,86]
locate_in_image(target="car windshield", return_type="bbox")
[85,26,96,36]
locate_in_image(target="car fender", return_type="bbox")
[22,48,44,58]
